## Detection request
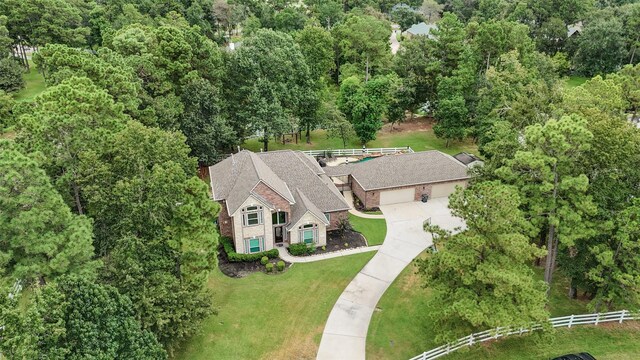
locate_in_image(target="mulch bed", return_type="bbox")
[353,195,381,213]
[290,229,368,257]
[217,245,290,278]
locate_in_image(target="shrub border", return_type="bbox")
[220,236,279,262]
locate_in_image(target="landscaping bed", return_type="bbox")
[217,244,290,278]
[287,229,367,257]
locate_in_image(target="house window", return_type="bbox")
[325,213,331,222]
[299,224,317,245]
[246,237,263,253]
[242,206,263,226]
[272,211,287,225]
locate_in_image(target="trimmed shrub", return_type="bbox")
[288,243,316,256]
[266,263,274,272]
[277,261,285,272]
[321,245,326,251]
[260,256,269,265]
[220,237,279,262]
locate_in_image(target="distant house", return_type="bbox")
[391,3,416,13]
[567,22,583,38]
[403,22,438,39]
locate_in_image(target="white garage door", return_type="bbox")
[431,181,467,198]
[379,188,415,205]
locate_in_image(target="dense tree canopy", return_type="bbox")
[418,181,548,342]
[0,142,98,285]
[226,29,315,150]
[0,276,166,359]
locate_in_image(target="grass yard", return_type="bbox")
[366,253,606,360]
[445,324,640,360]
[242,118,478,156]
[565,75,589,88]
[14,62,46,102]
[349,213,387,246]
[176,251,375,360]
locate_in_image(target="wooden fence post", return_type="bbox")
[568,314,574,328]
[620,310,626,323]
[595,313,600,325]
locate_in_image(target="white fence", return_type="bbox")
[409,310,639,360]
[301,147,414,157]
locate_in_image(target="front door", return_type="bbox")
[274,226,284,244]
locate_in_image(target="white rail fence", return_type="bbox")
[301,147,414,157]
[409,310,639,360]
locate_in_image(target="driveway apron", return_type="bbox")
[316,198,463,360]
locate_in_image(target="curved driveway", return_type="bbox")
[316,198,464,360]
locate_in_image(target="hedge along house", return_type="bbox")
[324,151,471,209]
[208,150,351,254]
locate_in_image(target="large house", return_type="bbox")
[209,149,471,254]
[209,150,351,254]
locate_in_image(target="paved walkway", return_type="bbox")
[317,198,464,360]
[390,29,400,55]
[277,246,380,263]
[344,191,385,219]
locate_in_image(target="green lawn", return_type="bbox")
[176,251,375,360]
[565,75,589,88]
[14,62,46,102]
[243,127,478,156]
[445,325,640,360]
[349,213,387,246]
[366,254,605,360]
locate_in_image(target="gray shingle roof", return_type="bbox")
[209,151,295,214]
[258,151,350,212]
[287,189,329,230]
[209,150,350,216]
[334,151,470,191]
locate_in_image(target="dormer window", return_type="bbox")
[242,206,263,226]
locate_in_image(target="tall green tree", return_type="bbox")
[433,95,468,147]
[338,75,389,144]
[0,0,91,48]
[417,181,548,342]
[226,29,315,151]
[393,35,438,116]
[574,16,627,76]
[15,77,127,215]
[295,25,334,82]
[0,276,166,359]
[0,142,98,285]
[180,76,236,165]
[0,58,24,93]
[609,63,640,118]
[588,199,640,311]
[332,14,390,81]
[34,44,143,121]
[390,6,424,32]
[497,116,597,290]
[77,120,220,351]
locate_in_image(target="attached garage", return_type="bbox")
[431,181,467,198]
[379,188,415,205]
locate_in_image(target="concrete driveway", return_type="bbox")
[317,198,463,360]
